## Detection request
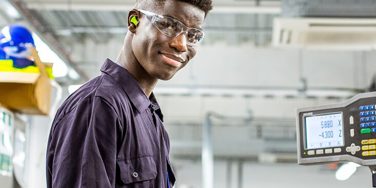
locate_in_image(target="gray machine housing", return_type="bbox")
[297,92,376,166]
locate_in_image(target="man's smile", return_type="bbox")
[159,52,186,67]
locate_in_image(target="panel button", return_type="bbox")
[350,129,355,137]
[361,117,366,122]
[372,128,376,133]
[371,122,376,127]
[369,139,376,144]
[361,123,367,128]
[346,143,361,155]
[370,105,375,110]
[370,150,376,156]
[365,106,370,110]
[307,150,315,155]
[325,149,333,154]
[356,146,361,152]
[361,128,372,134]
[371,111,376,115]
[350,116,354,125]
[372,116,376,121]
[362,139,369,145]
[359,106,365,111]
[334,148,341,153]
[362,145,369,150]
[360,112,365,116]
[370,145,376,150]
[365,111,370,116]
[363,151,369,156]
[316,149,324,155]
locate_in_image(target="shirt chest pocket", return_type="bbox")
[117,156,157,185]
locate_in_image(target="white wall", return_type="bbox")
[23,83,65,188]
[71,37,376,90]
[173,160,370,188]
[160,46,376,89]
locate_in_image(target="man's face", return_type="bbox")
[131,0,205,80]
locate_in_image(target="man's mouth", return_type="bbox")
[159,52,185,68]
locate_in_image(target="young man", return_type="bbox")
[46,0,212,187]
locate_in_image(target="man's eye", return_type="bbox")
[187,30,203,42]
[158,19,171,28]
[187,30,196,38]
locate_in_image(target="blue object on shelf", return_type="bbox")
[0,25,35,68]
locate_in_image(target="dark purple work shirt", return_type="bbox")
[46,59,176,188]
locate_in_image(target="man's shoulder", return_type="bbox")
[56,75,131,119]
[92,74,124,99]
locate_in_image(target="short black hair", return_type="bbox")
[176,0,213,15]
[137,0,213,16]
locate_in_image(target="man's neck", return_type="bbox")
[116,35,157,97]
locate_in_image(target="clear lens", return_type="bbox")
[140,9,204,45]
[153,16,183,37]
[187,28,204,44]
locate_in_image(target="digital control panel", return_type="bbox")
[297,92,376,166]
[305,112,344,150]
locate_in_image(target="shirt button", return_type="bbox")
[132,172,138,178]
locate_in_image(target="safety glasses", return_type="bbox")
[137,9,204,46]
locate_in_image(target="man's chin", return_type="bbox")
[156,72,176,81]
[158,75,174,81]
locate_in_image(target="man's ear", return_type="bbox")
[128,10,140,33]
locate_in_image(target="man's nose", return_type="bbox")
[170,33,188,52]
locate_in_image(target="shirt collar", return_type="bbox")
[100,58,161,113]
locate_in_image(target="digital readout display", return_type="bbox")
[305,113,344,150]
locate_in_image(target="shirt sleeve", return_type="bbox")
[47,96,120,188]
